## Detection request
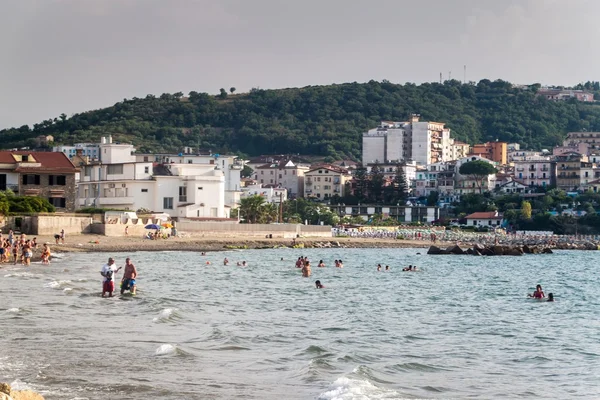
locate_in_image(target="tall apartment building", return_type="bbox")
[362,115,462,166]
[470,141,508,165]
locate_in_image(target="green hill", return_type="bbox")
[3,79,600,159]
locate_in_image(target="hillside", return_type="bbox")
[2,79,600,160]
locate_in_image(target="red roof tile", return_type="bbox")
[0,151,77,172]
[465,211,503,219]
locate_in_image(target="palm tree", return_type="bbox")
[239,195,266,223]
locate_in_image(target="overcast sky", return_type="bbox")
[1,0,598,129]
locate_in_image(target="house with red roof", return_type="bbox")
[465,211,504,227]
[0,151,78,211]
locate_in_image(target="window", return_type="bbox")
[143,156,149,162]
[144,166,149,174]
[188,160,193,164]
[179,186,187,202]
[141,188,148,193]
[279,174,282,179]
[48,197,66,208]
[49,175,66,186]
[22,174,40,185]
[198,187,203,190]
[107,165,123,175]
[210,160,214,165]
[163,197,174,209]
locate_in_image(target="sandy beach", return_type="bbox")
[22,234,442,256]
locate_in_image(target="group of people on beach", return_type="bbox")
[0,230,52,266]
[100,257,138,297]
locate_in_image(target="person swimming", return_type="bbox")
[547,293,554,302]
[338,259,344,268]
[315,280,324,289]
[377,264,381,271]
[318,260,325,268]
[528,284,545,299]
[223,258,229,265]
[402,265,413,271]
[385,265,390,271]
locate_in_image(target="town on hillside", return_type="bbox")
[3,112,600,235]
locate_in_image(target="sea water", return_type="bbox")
[0,248,599,399]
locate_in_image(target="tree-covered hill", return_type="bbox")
[3,79,600,160]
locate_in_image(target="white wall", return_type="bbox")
[411,122,430,165]
[362,135,385,165]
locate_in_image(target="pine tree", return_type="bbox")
[369,163,385,203]
[390,164,408,205]
[353,164,369,202]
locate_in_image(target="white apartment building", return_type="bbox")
[252,160,309,198]
[76,137,238,218]
[53,143,100,160]
[136,152,243,208]
[362,115,464,166]
[241,184,288,203]
[365,161,417,189]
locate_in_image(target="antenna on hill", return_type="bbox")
[464,65,467,83]
[439,72,442,84]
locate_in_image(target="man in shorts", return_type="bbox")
[121,257,138,295]
[101,257,121,297]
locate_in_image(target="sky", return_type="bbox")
[1,0,599,129]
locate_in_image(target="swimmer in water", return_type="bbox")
[318,260,325,268]
[223,258,229,266]
[315,280,324,289]
[334,259,339,268]
[242,261,247,267]
[547,293,554,302]
[302,261,311,277]
[377,264,381,271]
[402,265,412,271]
[528,284,545,299]
[337,259,344,268]
[296,257,303,268]
[385,265,390,271]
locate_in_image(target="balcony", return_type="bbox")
[306,180,313,186]
[516,167,524,171]
[97,196,135,205]
[229,161,243,170]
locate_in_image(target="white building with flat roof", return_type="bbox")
[53,143,100,160]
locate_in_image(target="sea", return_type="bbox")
[1,248,599,400]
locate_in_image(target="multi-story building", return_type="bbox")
[454,156,498,196]
[561,132,600,153]
[53,143,101,160]
[137,152,243,209]
[304,165,352,200]
[365,161,417,189]
[508,151,548,162]
[329,204,439,223]
[252,160,309,198]
[0,151,78,211]
[362,115,463,166]
[555,152,588,192]
[513,159,555,188]
[448,139,471,160]
[470,141,507,165]
[76,137,238,218]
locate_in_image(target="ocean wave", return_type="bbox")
[154,343,192,357]
[387,362,450,373]
[318,376,408,400]
[4,272,42,278]
[152,308,179,323]
[44,280,72,289]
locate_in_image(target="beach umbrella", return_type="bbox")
[162,223,173,228]
[145,224,161,229]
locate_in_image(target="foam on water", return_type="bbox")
[7,308,20,313]
[4,272,42,278]
[155,344,177,356]
[44,280,72,289]
[318,376,408,400]
[152,308,177,322]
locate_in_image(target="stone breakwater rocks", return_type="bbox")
[0,383,44,400]
[427,244,554,256]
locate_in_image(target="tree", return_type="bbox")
[239,195,266,223]
[230,87,236,94]
[385,164,408,204]
[353,164,369,202]
[426,191,439,206]
[520,200,532,220]
[459,160,498,194]
[241,165,254,178]
[219,88,228,99]
[368,163,385,203]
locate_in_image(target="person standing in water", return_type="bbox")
[318,260,325,268]
[302,261,311,277]
[101,257,121,298]
[528,284,545,299]
[121,257,138,295]
[315,280,324,289]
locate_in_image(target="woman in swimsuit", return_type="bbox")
[528,284,545,299]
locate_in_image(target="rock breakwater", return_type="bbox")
[427,244,554,256]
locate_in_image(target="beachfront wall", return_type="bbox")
[176,220,332,238]
[3,215,94,235]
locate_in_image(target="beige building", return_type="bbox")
[304,165,352,200]
[253,160,309,198]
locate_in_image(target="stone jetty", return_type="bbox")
[427,244,554,256]
[0,383,44,400]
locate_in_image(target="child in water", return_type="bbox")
[315,280,324,289]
